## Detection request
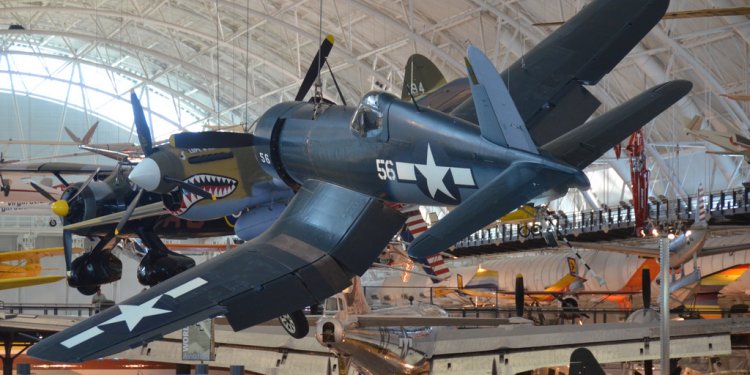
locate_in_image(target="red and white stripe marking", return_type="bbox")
[426,254,450,276]
[399,204,428,237]
[698,184,706,223]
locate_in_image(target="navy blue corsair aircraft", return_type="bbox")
[29,0,690,362]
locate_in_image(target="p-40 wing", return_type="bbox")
[28,180,404,362]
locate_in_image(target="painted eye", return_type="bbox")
[179,152,186,160]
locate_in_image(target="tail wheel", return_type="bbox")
[279,310,309,339]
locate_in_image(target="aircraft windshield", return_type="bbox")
[324,297,340,314]
[351,92,385,138]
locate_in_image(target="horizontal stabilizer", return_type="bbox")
[465,46,537,153]
[542,80,692,169]
[409,162,581,257]
[28,180,403,362]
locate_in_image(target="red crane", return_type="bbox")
[620,129,649,236]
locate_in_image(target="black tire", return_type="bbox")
[278,310,309,339]
[49,219,57,227]
[77,285,99,296]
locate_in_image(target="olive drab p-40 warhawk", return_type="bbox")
[29,0,692,362]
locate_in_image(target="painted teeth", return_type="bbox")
[173,174,239,214]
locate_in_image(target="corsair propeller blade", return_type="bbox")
[163,176,215,201]
[114,189,143,235]
[295,34,334,101]
[29,181,57,202]
[131,91,154,156]
[68,167,100,202]
[171,132,254,149]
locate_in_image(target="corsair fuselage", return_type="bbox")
[252,93,588,207]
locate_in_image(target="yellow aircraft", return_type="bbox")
[0,247,82,290]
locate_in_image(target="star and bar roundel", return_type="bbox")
[376,143,477,205]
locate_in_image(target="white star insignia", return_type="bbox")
[101,296,171,331]
[394,143,476,201]
[414,144,456,200]
[60,277,208,349]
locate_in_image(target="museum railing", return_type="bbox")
[456,185,750,248]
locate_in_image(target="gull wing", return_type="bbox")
[28,180,404,362]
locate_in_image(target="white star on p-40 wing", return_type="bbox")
[395,143,476,201]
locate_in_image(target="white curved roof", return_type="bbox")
[0,0,748,207]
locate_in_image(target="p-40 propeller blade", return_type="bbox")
[171,132,254,149]
[131,91,154,156]
[295,34,334,101]
[163,176,215,201]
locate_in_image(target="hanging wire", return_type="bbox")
[244,0,250,133]
[215,0,221,127]
[318,0,323,83]
[312,0,324,117]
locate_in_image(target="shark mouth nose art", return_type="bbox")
[170,174,237,215]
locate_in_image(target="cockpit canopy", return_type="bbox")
[351,91,395,138]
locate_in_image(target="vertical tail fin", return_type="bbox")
[63,127,82,144]
[64,122,99,145]
[465,45,538,154]
[401,54,447,100]
[80,121,99,145]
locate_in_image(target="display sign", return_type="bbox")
[181,318,215,361]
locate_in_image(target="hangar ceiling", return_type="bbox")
[1,0,749,208]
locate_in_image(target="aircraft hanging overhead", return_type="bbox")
[63,122,141,162]
[0,247,84,290]
[129,0,691,260]
[23,162,239,295]
[29,0,692,363]
[683,115,750,163]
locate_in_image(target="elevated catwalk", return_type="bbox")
[2,313,747,374]
[456,185,750,256]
